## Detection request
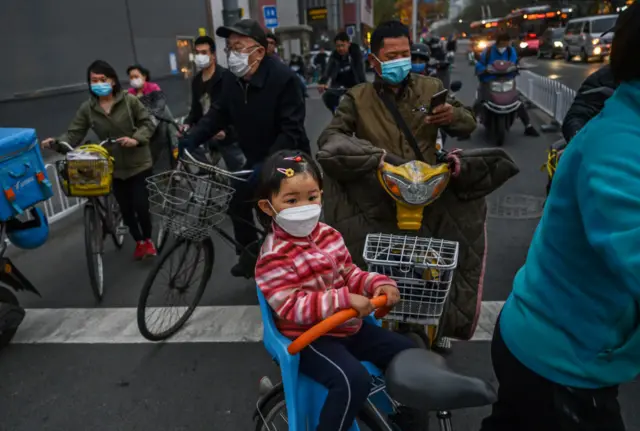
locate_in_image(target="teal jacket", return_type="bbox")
[501,81,640,388]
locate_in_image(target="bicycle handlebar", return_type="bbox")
[287,295,390,355]
[55,139,113,153]
[181,148,253,182]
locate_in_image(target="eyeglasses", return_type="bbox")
[224,45,260,55]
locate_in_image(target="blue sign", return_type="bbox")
[346,25,355,37]
[263,6,278,29]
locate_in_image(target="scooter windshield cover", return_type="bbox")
[379,161,451,205]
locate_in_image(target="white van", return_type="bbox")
[563,15,617,62]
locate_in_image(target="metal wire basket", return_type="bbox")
[363,233,459,325]
[55,156,113,197]
[147,170,235,242]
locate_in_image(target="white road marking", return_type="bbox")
[13,301,504,344]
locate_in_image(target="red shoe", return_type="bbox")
[134,241,146,260]
[145,239,158,257]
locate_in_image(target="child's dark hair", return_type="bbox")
[256,150,323,229]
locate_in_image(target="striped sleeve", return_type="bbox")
[329,227,397,297]
[255,251,351,325]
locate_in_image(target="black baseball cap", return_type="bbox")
[216,19,268,49]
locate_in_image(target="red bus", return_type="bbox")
[503,5,573,56]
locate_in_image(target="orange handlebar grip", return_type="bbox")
[287,295,388,355]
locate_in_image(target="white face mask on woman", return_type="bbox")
[270,203,322,237]
[130,78,144,89]
[228,48,258,77]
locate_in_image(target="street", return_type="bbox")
[1,54,639,431]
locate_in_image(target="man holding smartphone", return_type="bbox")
[317,20,485,355]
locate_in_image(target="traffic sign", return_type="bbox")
[263,6,278,29]
[346,25,355,37]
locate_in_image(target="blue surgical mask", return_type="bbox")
[376,56,412,85]
[91,83,113,96]
[411,63,426,74]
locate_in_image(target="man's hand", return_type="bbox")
[117,137,139,148]
[40,138,55,149]
[373,284,401,307]
[213,130,226,141]
[317,84,327,94]
[426,103,455,126]
[177,123,190,138]
[349,293,374,318]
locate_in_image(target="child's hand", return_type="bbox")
[348,293,374,318]
[374,284,401,306]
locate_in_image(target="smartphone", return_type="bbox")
[428,89,449,115]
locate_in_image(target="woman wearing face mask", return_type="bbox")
[127,65,161,97]
[127,64,179,170]
[255,150,428,431]
[41,60,158,260]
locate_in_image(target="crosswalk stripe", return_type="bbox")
[13,301,504,344]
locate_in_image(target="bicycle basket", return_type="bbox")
[363,233,459,325]
[147,170,235,242]
[56,149,114,197]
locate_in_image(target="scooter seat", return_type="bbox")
[385,348,497,411]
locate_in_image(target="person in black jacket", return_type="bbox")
[562,65,617,143]
[181,19,310,277]
[318,32,366,111]
[181,35,245,171]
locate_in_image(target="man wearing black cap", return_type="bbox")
[181,19,310,277]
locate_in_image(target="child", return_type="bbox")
[255,150,421,431]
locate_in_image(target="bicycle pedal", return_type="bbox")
[116,226,129,235]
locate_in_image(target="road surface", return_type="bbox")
[1,56,638,431]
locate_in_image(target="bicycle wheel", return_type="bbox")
[255,388,287,431]
[0,286,22,350]
[137,237,214,341]
[84,204,105,302]
[108,195,125,249]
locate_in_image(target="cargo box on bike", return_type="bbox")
[0,129,53,222]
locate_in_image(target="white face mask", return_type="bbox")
[228,49,258,77]
[195,54,211,69]
[271,204,322,237]
[130,78,144,89]
[497,47,507,54]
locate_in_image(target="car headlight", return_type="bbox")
[490,80,515,92]
[554,41,563,48]
[478,41,488,49]
[519,42,529,49]
[381,172,450,206]
[592,38,600,45]
[593,46,602,55]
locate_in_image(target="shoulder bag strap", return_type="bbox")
[378,91,425,162]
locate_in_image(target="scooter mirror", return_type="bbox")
[450,81,462,92]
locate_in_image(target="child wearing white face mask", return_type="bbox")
[255,150,424,431]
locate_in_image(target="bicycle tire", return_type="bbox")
[108,195,125,249]
[84,205,105,303]
[136,238,214,341]
[0,287,21,350]
[254,388,286,431]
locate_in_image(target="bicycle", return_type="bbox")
[53,140,126,302]
[254,289,497,431]
[136,149,265,341]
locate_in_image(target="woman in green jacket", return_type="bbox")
[42,60,158,260]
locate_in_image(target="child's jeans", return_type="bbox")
[299,321,416,431]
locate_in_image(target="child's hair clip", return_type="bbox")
[277,167,295,178]
[284,155,303,163]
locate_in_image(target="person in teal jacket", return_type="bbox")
[480,5,639,431]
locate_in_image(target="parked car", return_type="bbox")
[563,15,617,63]
[538,27,566,59]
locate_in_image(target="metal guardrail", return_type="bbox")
[516,70,577,126]
[41,162,85,224]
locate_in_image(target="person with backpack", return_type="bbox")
[41,60,158,260]
[473,33,539,137]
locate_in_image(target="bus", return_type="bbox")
[502,5,573,56]
[468,17,505,61]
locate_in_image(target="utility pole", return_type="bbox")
[355,0,362,45]
[222,0,242,26]
[412,0,418,42]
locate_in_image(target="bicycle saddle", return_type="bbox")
[385,348,497,411]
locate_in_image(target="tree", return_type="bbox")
[374,0,398,26]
